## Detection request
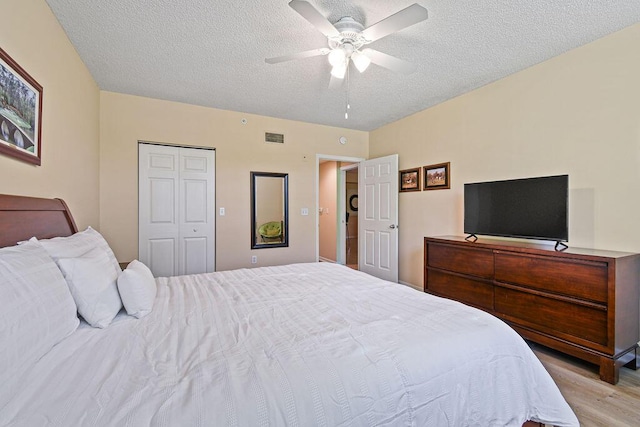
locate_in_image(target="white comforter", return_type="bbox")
[0,262,578,426]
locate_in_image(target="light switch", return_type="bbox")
[219,207,225,216]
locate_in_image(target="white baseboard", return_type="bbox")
[319,257,336,263]
[399,280,422,291]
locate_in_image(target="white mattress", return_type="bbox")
[0,262,578,426]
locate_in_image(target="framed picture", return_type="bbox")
[0,47,43,165]
[423,162,450,190]
[399,167,421,192]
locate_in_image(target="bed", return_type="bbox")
[0,194,579,426]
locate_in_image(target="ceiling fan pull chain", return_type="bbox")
[345,64,352,119]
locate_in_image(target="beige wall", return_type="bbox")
[100,92,368,269]
[5,0,638,287]
[319,161,338,261]
[370,23,640,288]
[0,0,100,230]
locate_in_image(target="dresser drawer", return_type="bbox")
[427,269,494,311]
[495,286,608,346]
[427,243,494,279]
[495,252,608,303]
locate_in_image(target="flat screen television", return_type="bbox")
[464,174,568,244]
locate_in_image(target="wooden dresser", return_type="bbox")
[424,235,640,384]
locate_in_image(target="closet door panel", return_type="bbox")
[139,143,215,277]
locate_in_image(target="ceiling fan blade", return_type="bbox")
[362,49,417,74]
[289,0,340,38]
[361,3,428,43]
[265,48,330,64]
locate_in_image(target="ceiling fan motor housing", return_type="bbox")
[329,16,367,50]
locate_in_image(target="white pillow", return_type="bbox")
[57,247,122,328]
[117,260,157,319]
[37,226,121,274]
[0,240,79,388]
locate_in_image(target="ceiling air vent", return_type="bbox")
[265,132,284,144]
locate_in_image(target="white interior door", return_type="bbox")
[179,149,215,275]
[139,143,215,277]
[139,144,179,277]
[358,154,399,282]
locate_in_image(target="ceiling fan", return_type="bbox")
[266,1,428,82]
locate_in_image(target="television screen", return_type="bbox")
[464,175,568,242]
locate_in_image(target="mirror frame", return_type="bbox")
[251,171,289,249]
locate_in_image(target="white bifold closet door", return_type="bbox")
[138,143,215,277]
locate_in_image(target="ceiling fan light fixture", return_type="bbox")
[331,62,347,79]
[352,51,371,73]
[328,48,346,67]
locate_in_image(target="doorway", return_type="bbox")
[343,164,359,269]
[316,154,364,266]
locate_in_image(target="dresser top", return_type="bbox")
[425,235,640,260]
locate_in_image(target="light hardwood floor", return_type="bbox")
[531,344,640,426]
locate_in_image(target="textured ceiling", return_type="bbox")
[45,0,640,131]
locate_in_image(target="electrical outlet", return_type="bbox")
[251,255,257,264]
[301,208,308,216]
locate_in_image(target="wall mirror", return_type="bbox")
[251,172,289,249]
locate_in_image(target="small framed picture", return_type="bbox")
[423,162,450,190]
[0,47,43,166]
[399,167,421,192]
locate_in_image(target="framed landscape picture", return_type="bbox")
[423,162,450,190]
[0,47,43,165]
[399,167,421,192]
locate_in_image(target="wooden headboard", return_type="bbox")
[0,194,78,248]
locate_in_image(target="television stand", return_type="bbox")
[464,233,477,242]
[424,235,640,384]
